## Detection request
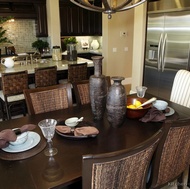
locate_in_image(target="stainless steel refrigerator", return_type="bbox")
[143,3,190,100]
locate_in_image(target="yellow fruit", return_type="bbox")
[127,105,136,109]
[134,100,142,107]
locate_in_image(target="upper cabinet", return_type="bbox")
[59,0,102,36]
[34,3,48,37]
[0,0,48,37]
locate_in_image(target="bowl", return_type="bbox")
[10,130,28,146]
[126,97,152,119]
[65,117,79,127]
[153,100,168,111]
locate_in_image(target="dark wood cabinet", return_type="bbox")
[78,53,101,60]
[0,1,48,37]
[34,3,48,37]
[60,0,102,36]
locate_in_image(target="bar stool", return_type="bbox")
[29,66,57,89]
[0,70,28,120]
[59,63,88,84]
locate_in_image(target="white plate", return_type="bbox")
[165,106,175,117]
[2,132,40,153]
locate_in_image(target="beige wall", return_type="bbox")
[102,3,147,93]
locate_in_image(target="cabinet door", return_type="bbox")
[34,3,48,37]
[60,0,102,36]
[60,6,71,35]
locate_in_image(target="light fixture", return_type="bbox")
[70,0,147,19]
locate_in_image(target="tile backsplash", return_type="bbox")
[0,19,39,54]
[0,19,102,55]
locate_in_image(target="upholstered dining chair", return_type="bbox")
[147,118,190,189]
[23,84,73,115]
[29,66,57,89]
[59,63,88,84]
[0,70,28,120]
[72,76,111,106]
[82,129,163,189]
[170,69,190,108]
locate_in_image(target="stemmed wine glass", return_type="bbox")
[38,119,58,156]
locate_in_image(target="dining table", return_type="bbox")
[0,93,189,189]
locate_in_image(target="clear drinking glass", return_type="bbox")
[38,119,58,156]
[136,86,147,98]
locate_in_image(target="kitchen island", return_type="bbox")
[0,57,93,76]
[0,57,94,87]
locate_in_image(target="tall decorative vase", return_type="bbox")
[106,76,126,127]
[90,56,107,120]
[67,43,77,61]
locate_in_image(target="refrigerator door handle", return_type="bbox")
[161,33,167,72]
[158,33,163,71]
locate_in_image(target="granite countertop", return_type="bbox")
[0,57,93,76]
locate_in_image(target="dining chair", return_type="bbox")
[170,69,190,108]
[72,76,111,106]
[0,70,28,120]
[23,83,73,115]
[29,66,57,89]
[59,63,88,84]
[147,118,190,189]
[82,128,163,189]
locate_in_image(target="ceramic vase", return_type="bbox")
[106,76,126,127]
[89,56,107,120]
[91,40,99,50]
[67,43,77,61]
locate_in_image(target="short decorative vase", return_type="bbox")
[67,43,77,61]
[89,56,107,120]
[106,76,126,127]
[91,40,99,50]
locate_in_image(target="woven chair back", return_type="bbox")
[1,71,28,96]
[148,118,190,188]
[35,66,57,88]
[82,129,163,189]
[24,84,73,115]
[68,63,88,82]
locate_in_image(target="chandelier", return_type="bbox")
[70,0,147,19]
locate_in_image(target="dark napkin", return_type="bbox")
[0,124,37,149]
[0,129,17,148]
[56,125,99,136]
[139,107,166,123]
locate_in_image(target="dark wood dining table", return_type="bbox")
[0,93,189,189]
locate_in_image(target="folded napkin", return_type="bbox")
[139,107,166,123]
[0,129,17,148]
[0,124,36,149]
[56,125,99,136]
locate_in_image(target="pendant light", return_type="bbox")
[70,0,147,19]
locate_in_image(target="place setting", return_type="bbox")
[0,124,46,161]
[126,86,178,122]
[55,117,99,139]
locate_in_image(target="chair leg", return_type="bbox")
[5,103,11,120]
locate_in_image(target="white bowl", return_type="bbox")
[153,100,168,111]
[10,130,28,146]
[65,117,79,127]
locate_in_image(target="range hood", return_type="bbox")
[0,2,37,19]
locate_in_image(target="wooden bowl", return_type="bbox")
[126,97,152,119]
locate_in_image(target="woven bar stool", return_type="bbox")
[59,63,88,84]
[29,66,57,89]
[0,70,28,120]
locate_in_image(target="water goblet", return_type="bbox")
[136,86,147,98]
[38,119,58,156]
